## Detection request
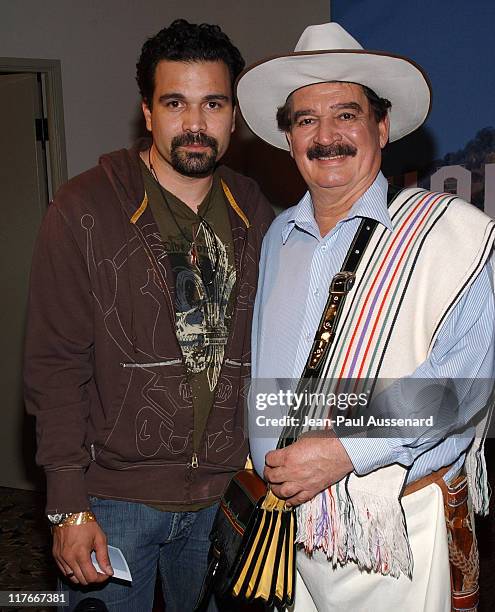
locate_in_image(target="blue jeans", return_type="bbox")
[62,497,218,612]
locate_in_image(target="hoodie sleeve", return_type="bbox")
[24,196,94,513]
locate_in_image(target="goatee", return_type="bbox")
[171,132,219,177]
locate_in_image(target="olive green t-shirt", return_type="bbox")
[141,161,236,510]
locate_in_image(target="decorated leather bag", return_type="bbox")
[206,461,296,607]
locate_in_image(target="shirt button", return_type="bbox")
[314,289,320,296]
[321,244,328,252]
[306,333,312,341]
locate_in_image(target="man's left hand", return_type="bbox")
[263,433,354,507]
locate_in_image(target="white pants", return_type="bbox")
[294,483,450,612]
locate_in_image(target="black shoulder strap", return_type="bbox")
[303,216,377,375]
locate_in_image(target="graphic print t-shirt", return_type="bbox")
[141,161,236,452]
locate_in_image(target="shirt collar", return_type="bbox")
[281,171,393,244]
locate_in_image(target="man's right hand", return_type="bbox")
[52,521,114,585]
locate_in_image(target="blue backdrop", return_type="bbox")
[330,1,495,214]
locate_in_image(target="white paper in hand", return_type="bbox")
[91,545,132,582]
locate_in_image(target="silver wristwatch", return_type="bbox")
[47,512,72,526]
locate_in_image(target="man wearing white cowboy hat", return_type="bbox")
[240,23,495,612]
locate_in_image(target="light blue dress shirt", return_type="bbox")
[249,172,495,484]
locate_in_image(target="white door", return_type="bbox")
[0,73,49,489]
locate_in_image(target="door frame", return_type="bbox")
[0,57,68,193]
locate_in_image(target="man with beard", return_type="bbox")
[238,23,494,611]
[24,19,273,612]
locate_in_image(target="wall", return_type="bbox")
[1,0,329,187]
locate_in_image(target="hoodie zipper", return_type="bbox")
[121,359,181,368]
[189,452,199,469]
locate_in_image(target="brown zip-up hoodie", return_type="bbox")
[24,141,274,513]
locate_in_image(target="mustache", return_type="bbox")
[307,143,357,160]
[171,132,218,151]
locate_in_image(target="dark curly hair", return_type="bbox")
[136,19,245,107]
[276,83,392,131]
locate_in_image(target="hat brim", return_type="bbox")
[236,49,431,149]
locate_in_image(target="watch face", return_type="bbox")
[47,513,69,525]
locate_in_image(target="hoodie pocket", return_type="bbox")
[121,359,182,369]
[94,361,192,467]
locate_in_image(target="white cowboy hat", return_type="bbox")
[236,22,431,150]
